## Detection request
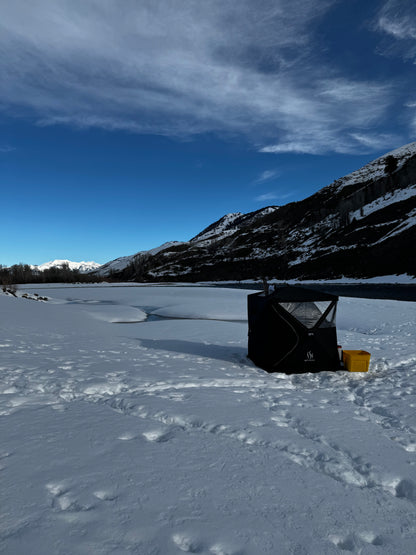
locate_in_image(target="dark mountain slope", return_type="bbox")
[96,142,416,281]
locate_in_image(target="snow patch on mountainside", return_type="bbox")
[350,184,416,221]
[33,260,101,273]
[251,206,280,218]
[332,141,416,192]
[191,207,280,247]
[375,208,416,244]
[146,241,185,256]
[95,255,134,275]
[191,213,243,244]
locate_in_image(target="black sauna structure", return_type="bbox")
[248,286,341,373]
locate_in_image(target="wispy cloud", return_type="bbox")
[376,1,416,60]
[0,145,15,153]
[261,79,395,155]
[261,142,323,155]
[254,191,293,202]
[254,170,280,184]
[405,103,416,132]
[0,0,403,154]
[255,192,279,202]
[349,132,401,150]
[378,17,416,41]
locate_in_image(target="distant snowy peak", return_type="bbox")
[331,141,416,192]
[34,260,101,273]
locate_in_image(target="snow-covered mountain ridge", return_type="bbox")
[95,209,280,278]
[95,242,184,277]
[96,141,416,281]
[33,259,101,273]
[330,141,416,193]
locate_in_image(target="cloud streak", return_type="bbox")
[254,191,293,202]
[0,0,406,154]
[254,170,280,184]
[255,193,279,202]
[376,0,416,60]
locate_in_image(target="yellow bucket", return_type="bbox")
[343,350,371,372]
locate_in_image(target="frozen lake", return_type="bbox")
[1,284,416,554]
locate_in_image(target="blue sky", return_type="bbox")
[1,0,415,266]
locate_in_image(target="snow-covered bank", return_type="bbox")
[204,274,416,285]
[1,286,416,554]
[286,274,416,285]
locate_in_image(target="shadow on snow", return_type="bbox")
[137,338,251,366]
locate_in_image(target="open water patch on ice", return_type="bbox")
[84,305,147,323]
[150,302,247,321]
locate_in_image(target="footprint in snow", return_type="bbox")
[93,489,118,501]
[394,478,416,502]
[46,482,94,512]
[330,531,384,551]
[118,432,137,441]
[172,533,202,553]
[209,543,241,555]
[143,428,175,442]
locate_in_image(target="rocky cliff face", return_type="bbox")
[98,142,416,281]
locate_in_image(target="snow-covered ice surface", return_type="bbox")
[1,285,416,554]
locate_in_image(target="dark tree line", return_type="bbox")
[0,263,99,285]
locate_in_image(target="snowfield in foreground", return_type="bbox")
[1,285,416,555]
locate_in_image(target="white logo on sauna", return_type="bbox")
[305,350,315,361]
